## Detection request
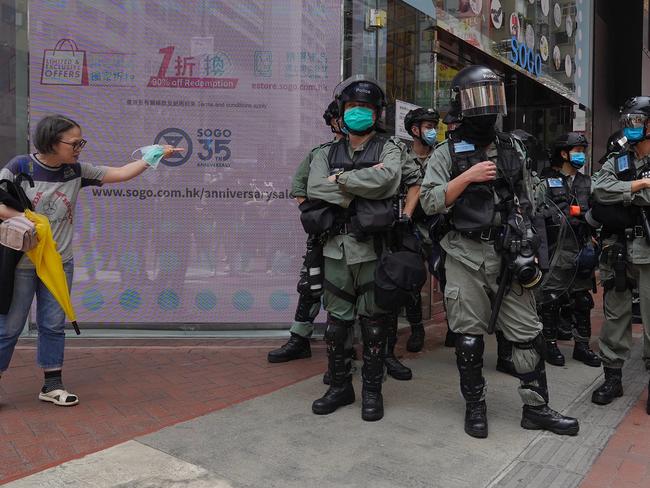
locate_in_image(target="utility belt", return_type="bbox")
[601,225,647,242]
[458,226,501,242]
[299,197,395,237]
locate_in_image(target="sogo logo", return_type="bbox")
[509,36,542,77]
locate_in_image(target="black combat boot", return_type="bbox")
[573,342,601,367]
[571,292,601,367]
[456,335,488,438]
[591,367,623,405]
[267,333,311,363]
[444,326,459,348]
[521,404,580,435]
[545,341,565,366]
[361,316,387,421]
[539,297,565,366]
[517,351,579,435]
[406,323,425,352]
[312,317,355,415]
[384,315,412,381]
[496,330,517,377]
[406,294,425,352]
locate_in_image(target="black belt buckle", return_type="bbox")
[635,225,644,239]
[480,228,494,241]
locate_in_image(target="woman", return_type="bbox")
[0,114,179,406]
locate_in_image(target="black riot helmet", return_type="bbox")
[620,96,650,143]
[404,107,440,137]
[552,132,588,166]
[449,65,507,119]
[322,101,340,127]
[606,129,628,154]
[554,132,588,151]
[597,129,629,166]
[333,75,386,135]
[334,75,386,114]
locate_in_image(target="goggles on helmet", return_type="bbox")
[620,113,648,129]
[454,80,508,117]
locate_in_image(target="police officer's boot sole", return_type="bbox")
[267,337,312,363]
[361,390,384,422]
[312,383,355,415]
[464,401,488,438]
[385,357,413,381]
[520,405,579,436]
[591,385,623,405]
[572,344,601,367]
[267,348,311,363]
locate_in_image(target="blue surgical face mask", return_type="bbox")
[343,107,374,133]
[422,128,438,146]
[132,144,165,169]
[624,127,645,142]
[569,151,586,168]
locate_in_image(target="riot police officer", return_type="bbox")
[535,133,601,368]
[590,97,650,413]
[306,76,404,421]
[397,108,441,353]
[267,102,344,363]
[420,65,579,438]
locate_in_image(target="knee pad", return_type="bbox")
[360,315,389,342]
[325,314,353,342]
[572,291,594,312]
[455,334,485,362]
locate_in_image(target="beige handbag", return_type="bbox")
[0,216,37,252]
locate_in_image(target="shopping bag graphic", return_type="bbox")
[40,39,89,86]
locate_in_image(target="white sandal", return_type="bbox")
[38,389,79,406]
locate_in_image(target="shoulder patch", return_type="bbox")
[548,177,564,188]
[453,141,475,153]
[616,153,630,173]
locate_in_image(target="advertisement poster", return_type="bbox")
[395,100,420,141]
[29,0,341,326]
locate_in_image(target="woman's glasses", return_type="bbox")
[59,139,87,151]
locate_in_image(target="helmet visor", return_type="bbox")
[456,81,507,117]
[620,113,647,129]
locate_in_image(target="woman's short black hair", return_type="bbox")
[33,115,81,154]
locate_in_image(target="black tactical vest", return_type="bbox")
[327,134,395,232]
[545,172,591,214]
[327,134,388,171]
[592,151,640,232]
[448,133,525,232]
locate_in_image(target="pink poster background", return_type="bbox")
[29,0,341,326]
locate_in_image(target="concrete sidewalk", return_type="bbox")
[5,335,647,488]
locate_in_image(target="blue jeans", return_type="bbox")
[0,261,73,372]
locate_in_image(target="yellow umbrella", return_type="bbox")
[24,210,80,335]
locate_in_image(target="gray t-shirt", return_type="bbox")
[0,154,107,267]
